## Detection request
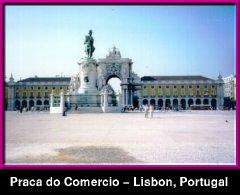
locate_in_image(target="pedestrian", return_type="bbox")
[20,106,23,114]
[149,104,154,118]
[144,104,149,118]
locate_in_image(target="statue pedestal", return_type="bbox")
[78,58,98,95]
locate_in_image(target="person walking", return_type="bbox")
[144,104,149,118]
[149,104,154,118]
[20,106,23,114]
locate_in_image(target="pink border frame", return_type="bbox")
[0,0,239,169]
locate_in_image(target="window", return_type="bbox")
[60,86,63,90]
[197,85,199,88]
[31,86,34,90]
[189,85,192,88]
[38,92,41,97]
[174,85,176,88]
[204,85,207,88]
[159,86,161,88]
[181,85,184,88]
[30,92,34,97]
[166,85,169,88]
[53,87,55,90]
[45,86,48,90]
[212,85,215,88]
[151,86,154,89]
[23,92,26,97]
[38,87,41,90]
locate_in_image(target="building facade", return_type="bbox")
[223,74,236,100]
[7,75,70,110]
[6,74,224,111]
[137,75,224,110]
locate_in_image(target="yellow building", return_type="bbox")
[139,75,222,110]
[7,76,70,110]
[6,74,224,111]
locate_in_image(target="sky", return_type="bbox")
[5,5,236,84]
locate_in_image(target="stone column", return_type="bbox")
[50,93,54,107]
[103,93,108,111]
[185,98,189,109]
[60,90,65,113]
[101,95,103,106]
[126,89,129,106]
[130,90,133,105]
[124,89,126,106]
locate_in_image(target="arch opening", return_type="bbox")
[211,99,217,110]
[188,99,193,108]
[107,77,121,107]
[158,99,163,109]
[15,100,20,110]
[143,99,148,105]
[29,100,34,108]
[22,100,27,108]
[180,99,186,110]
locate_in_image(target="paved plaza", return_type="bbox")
[5,110,235,164]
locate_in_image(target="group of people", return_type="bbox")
[144,104,155,118]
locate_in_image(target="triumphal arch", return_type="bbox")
[64,30,141,112]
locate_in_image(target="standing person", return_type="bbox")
[20,106,23,114]
[144,104,149,118]
[149,104,154,118]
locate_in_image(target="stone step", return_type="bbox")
[68,107,103,113]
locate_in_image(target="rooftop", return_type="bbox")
[17,77,71,83]
[141,75,214,81]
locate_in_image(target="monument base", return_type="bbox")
[67,94,101,108]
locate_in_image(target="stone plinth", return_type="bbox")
[78,58,98,95]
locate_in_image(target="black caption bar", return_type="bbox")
[0,169,239,193]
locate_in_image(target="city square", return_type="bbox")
[5,110,235,164]
[4,5,236,165]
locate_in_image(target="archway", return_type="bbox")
[29,100,34,108]
[36,100,42,106]
[188,99,193,108]
[44,100,49,106]
[180,99,186,110]
[196,99,201,105]
[158,99,163,109]
[133,96,139,108]
[211,99,217,110]
[143,99,148,105]
[15,100,20,110]
[173,99,178,109]
[203,99,209,105]
[22,100,27,108]
[107,76,121,107]
[150,99,156,106]
[97,47,135,107]
[165,99,171,108]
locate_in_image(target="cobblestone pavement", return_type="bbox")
[5,110,236,164]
